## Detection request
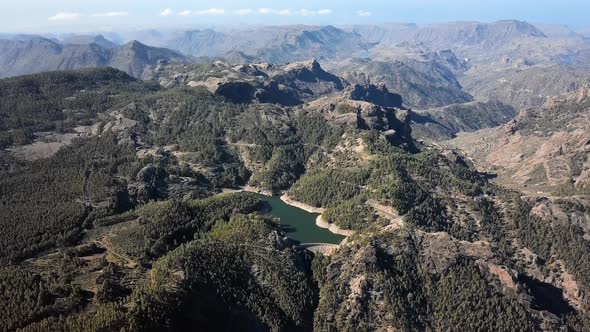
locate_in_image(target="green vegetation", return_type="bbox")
[511,197,590,290]
[1,66,589,331]
[210,214,277,243]
[429,259,534,331]
[138,193,262,259]
[289,168,370,207]
[141,237,315,331]
[1,196,316,332]
[0,133,139,262]
[314,232,536,331]
[323,195,384,231]
[289,135,487,233]
[0,266,87,331]
[0,68,158,147]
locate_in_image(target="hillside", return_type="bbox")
[61,34,118,48]
[461,63,590,110]
[411,100,517,140]
[0,64,589,331]
[329,57,473,108]
[149,60,345,105]
[4,21,590,113]
[0,37,188,78]
[91,20,588,69]
[118,25,368,64]
[413,20,547,49]
[449,85,590,195]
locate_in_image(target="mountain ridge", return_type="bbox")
[0,37,188,78]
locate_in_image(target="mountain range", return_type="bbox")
[1,60,589,331]
[0,37,188,78]
[2,20,590,112]
[1,19,590,331]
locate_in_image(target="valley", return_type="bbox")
[0,15,589,332]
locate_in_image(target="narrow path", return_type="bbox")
[97,232,138,268]
[367,199,405,229]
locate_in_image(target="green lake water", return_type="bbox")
[254,194,344,245]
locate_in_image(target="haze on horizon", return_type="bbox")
[2,0,590,33]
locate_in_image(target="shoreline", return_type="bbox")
[315,215,355,237]
[222,189,355,240]
[279,194,324,213]
[280,194,355,238]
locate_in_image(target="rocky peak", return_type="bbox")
[280,59,327,79]
[61,34,117,49]
[269,60,345,99]
[121,40,145,51]
[493,20,547,37]
[342,83,404,109]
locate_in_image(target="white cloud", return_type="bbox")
[195,8,225,15]
[160,8,173,17]
[256,8,332,16]
[357,10,372,17]
[178,10,191,16]
[92,12,128,17]
[299,9,316,16]
[237,8,254,16]
[48,12,81,21]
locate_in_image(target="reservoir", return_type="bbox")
[254,194,344,245]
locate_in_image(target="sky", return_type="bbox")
[1,0,589,33]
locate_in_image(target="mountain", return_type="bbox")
[0,33,54,41]
[534,23,583,40]
[413,20,547,50]
[109,41,189,78]
[1,64,590,331]
[461,63,590,110]
[151,25,367,64]
[330,57,473,108]
[0,37,189,78]
[406,20,588,67]
[0,38,110,77]
[61,34,118,48]
[62,21,589,72]
[449,86,590,195]
[36,21,588,73]
[341,23,419,44]
[411,100,517,140]
[223,50,257,64]
[165,29,226,57]
[151,59,345,105]
[3,20,590,331]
